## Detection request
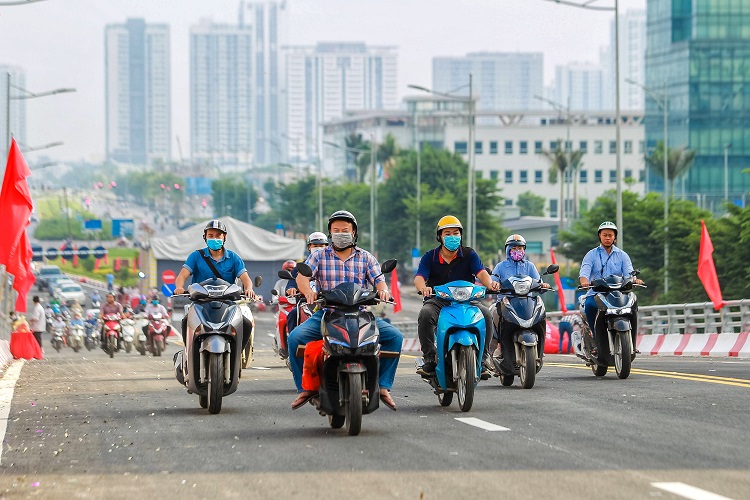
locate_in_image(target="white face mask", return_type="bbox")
[330,232,354,249]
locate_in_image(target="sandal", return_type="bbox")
[379,390,397,411]
[291,390,318,410]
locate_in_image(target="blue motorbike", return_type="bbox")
[416,280,491,412]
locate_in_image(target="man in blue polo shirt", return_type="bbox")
[174,219,256,346]
[414,215,499,377]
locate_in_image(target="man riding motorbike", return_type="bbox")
[142,296,172,339]
[173,219,257,350]
[579,221,643,357]
[414,215,499,378]
[99,292,124,350]
[288,211,402,411]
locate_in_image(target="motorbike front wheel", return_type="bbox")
[614,331,632,379]
[207,353,224,414]
[107,337,115,358]
[345,372,363,436]
[54,339,62,352]
[519,345,536,389]
[124,341,132,354]
[154,340,163,357]
[456,345,476,412]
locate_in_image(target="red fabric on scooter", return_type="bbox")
[544,322,561,354]
[301,340,324,391]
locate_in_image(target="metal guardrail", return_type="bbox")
[0,265,17,341]
[546,299,750,335]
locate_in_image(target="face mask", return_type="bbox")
[330,232,354,249]
[309,246,326,255]
[206,238,224,251]
[151,300,159,306]
[510,247,525,262]
[443,235,461,252]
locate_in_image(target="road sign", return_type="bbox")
[45,247,59,260]
[161,270,176,285]
[161,283,176,297]
[78,246,90,259]
[32,244,44,262]
[93,246,107,259]
[112,218,134,238]
[84,219,102,231]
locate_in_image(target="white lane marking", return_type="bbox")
[0,360,25,465]
[454,417,509,431]
[250,366,271,370]
[652,482,734,500]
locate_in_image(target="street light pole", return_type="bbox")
[370,131,377,257]
[469,73,476,249]
[411,107,422,252]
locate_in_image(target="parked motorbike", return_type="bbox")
[295,259,397,436]
[490,264,559,389]
[102,313,122,358]
[147,312,169,357]
[574,271,645,379]
[67,323,85,352]
[120,315,136,353]
[173,276,262,414]
[415,280,495,412]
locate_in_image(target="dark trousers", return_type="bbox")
[32,331,43,348]
[558,321,573,353]
[418,297,492,361]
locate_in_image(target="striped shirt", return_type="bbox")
[560,314,582,326]
[304,245,384,292]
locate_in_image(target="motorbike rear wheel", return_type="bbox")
[199,394,208,409]
[328,414,345,429]
[519,345,536,389]
[500,374,514,386]
[345,372,363,436]
[207,353,224,414]
[456,345,476,412]
[592,363,608,377]
[614,331,632,379]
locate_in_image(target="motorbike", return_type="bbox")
[134,313,149,355]
[415,280,495,412]
[271,270,316,365]
[90,293,102,309]
[120,316,136,353]
[574,271,645,379]
[490,264,559,389]
[102,313,122,358]
[147,312,169,357]
[173,276,262,414]
[84,314,99,351]
[295,259,397,436]
[51,324,66,352]
[67,323,85,352]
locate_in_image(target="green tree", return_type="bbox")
[211,177,259,222]
[517,191,546,216]
[645,141,696,198]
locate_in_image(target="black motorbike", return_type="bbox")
[296,259,397,436]
[490,264,558,389]
[174,276,261,414]
[575,271,645,379]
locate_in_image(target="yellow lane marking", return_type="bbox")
[547,362,750,389]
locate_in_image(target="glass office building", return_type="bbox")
[645,0,750,210]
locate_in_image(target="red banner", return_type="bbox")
[390,268,402,313]
[550,248,567,313]
[697,220,724,310]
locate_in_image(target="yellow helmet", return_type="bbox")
[436,215,463,242]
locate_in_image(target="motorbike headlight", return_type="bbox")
[606,307,631,315]
[448,286,473,302]
[357,340,378,355]
[512,280,531,295]
[327,340,350,355]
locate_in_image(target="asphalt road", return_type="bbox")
[1,299,750,500]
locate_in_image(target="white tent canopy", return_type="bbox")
[150,217,305,261]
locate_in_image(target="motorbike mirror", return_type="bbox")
[270,288,278,296]
[380,259,397,274]
[296,262,313,278]
[254,275,263,287]
[545,264,560,275]
[137,271,146,279]
[277,270,294,280]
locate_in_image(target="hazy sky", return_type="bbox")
[0,0,645,162]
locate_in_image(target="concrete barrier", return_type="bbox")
[636,332,750,357]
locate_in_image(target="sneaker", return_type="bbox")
[492,346,503,359]
[417,359,436,377]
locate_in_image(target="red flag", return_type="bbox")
[697,220,724,310]
[114,256,121,271]
[390,268,402,313]
[0,140,35,312]
[94,258,101,271]
[550,248,567,313]
[73,246,79,268]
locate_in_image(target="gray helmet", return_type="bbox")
[203,219,227,238]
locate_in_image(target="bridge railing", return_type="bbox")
[546,299,750,335]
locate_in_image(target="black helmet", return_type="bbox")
[203,219,227,239]
[327,210,358,234]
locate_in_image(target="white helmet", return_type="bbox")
[307,231,328,246]
[504,234,527,250]
[597,221,618,236]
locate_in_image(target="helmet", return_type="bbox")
[139,299,146,305]
[435,215,463,242]
[597,221,618,236]
[307,231,328,246]
[282,260,296,271]
[327,210,358,233]
[504,234,527,249]
[203,219,227,238]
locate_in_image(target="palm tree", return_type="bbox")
[540,139,584,228]
[645,141,696,197]
[356,134,400,183]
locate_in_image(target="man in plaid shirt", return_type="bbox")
[289,210,402,411]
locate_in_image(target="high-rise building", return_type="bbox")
[286,42,398,163]
[603,9,646,110]
[555,62,604,111]
[432,52,544,110]
[190,19,254,166]
[105,18,171,164]
[645,0,750,209]
[0,65,27,153]
[241,0,287,165]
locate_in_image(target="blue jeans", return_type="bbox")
[287,309,403,392]
[584,296,598,334]
[558,321,573,353]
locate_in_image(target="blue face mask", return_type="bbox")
[206,238,224,251]
[443,235,461,251]
[151,300,159,306]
